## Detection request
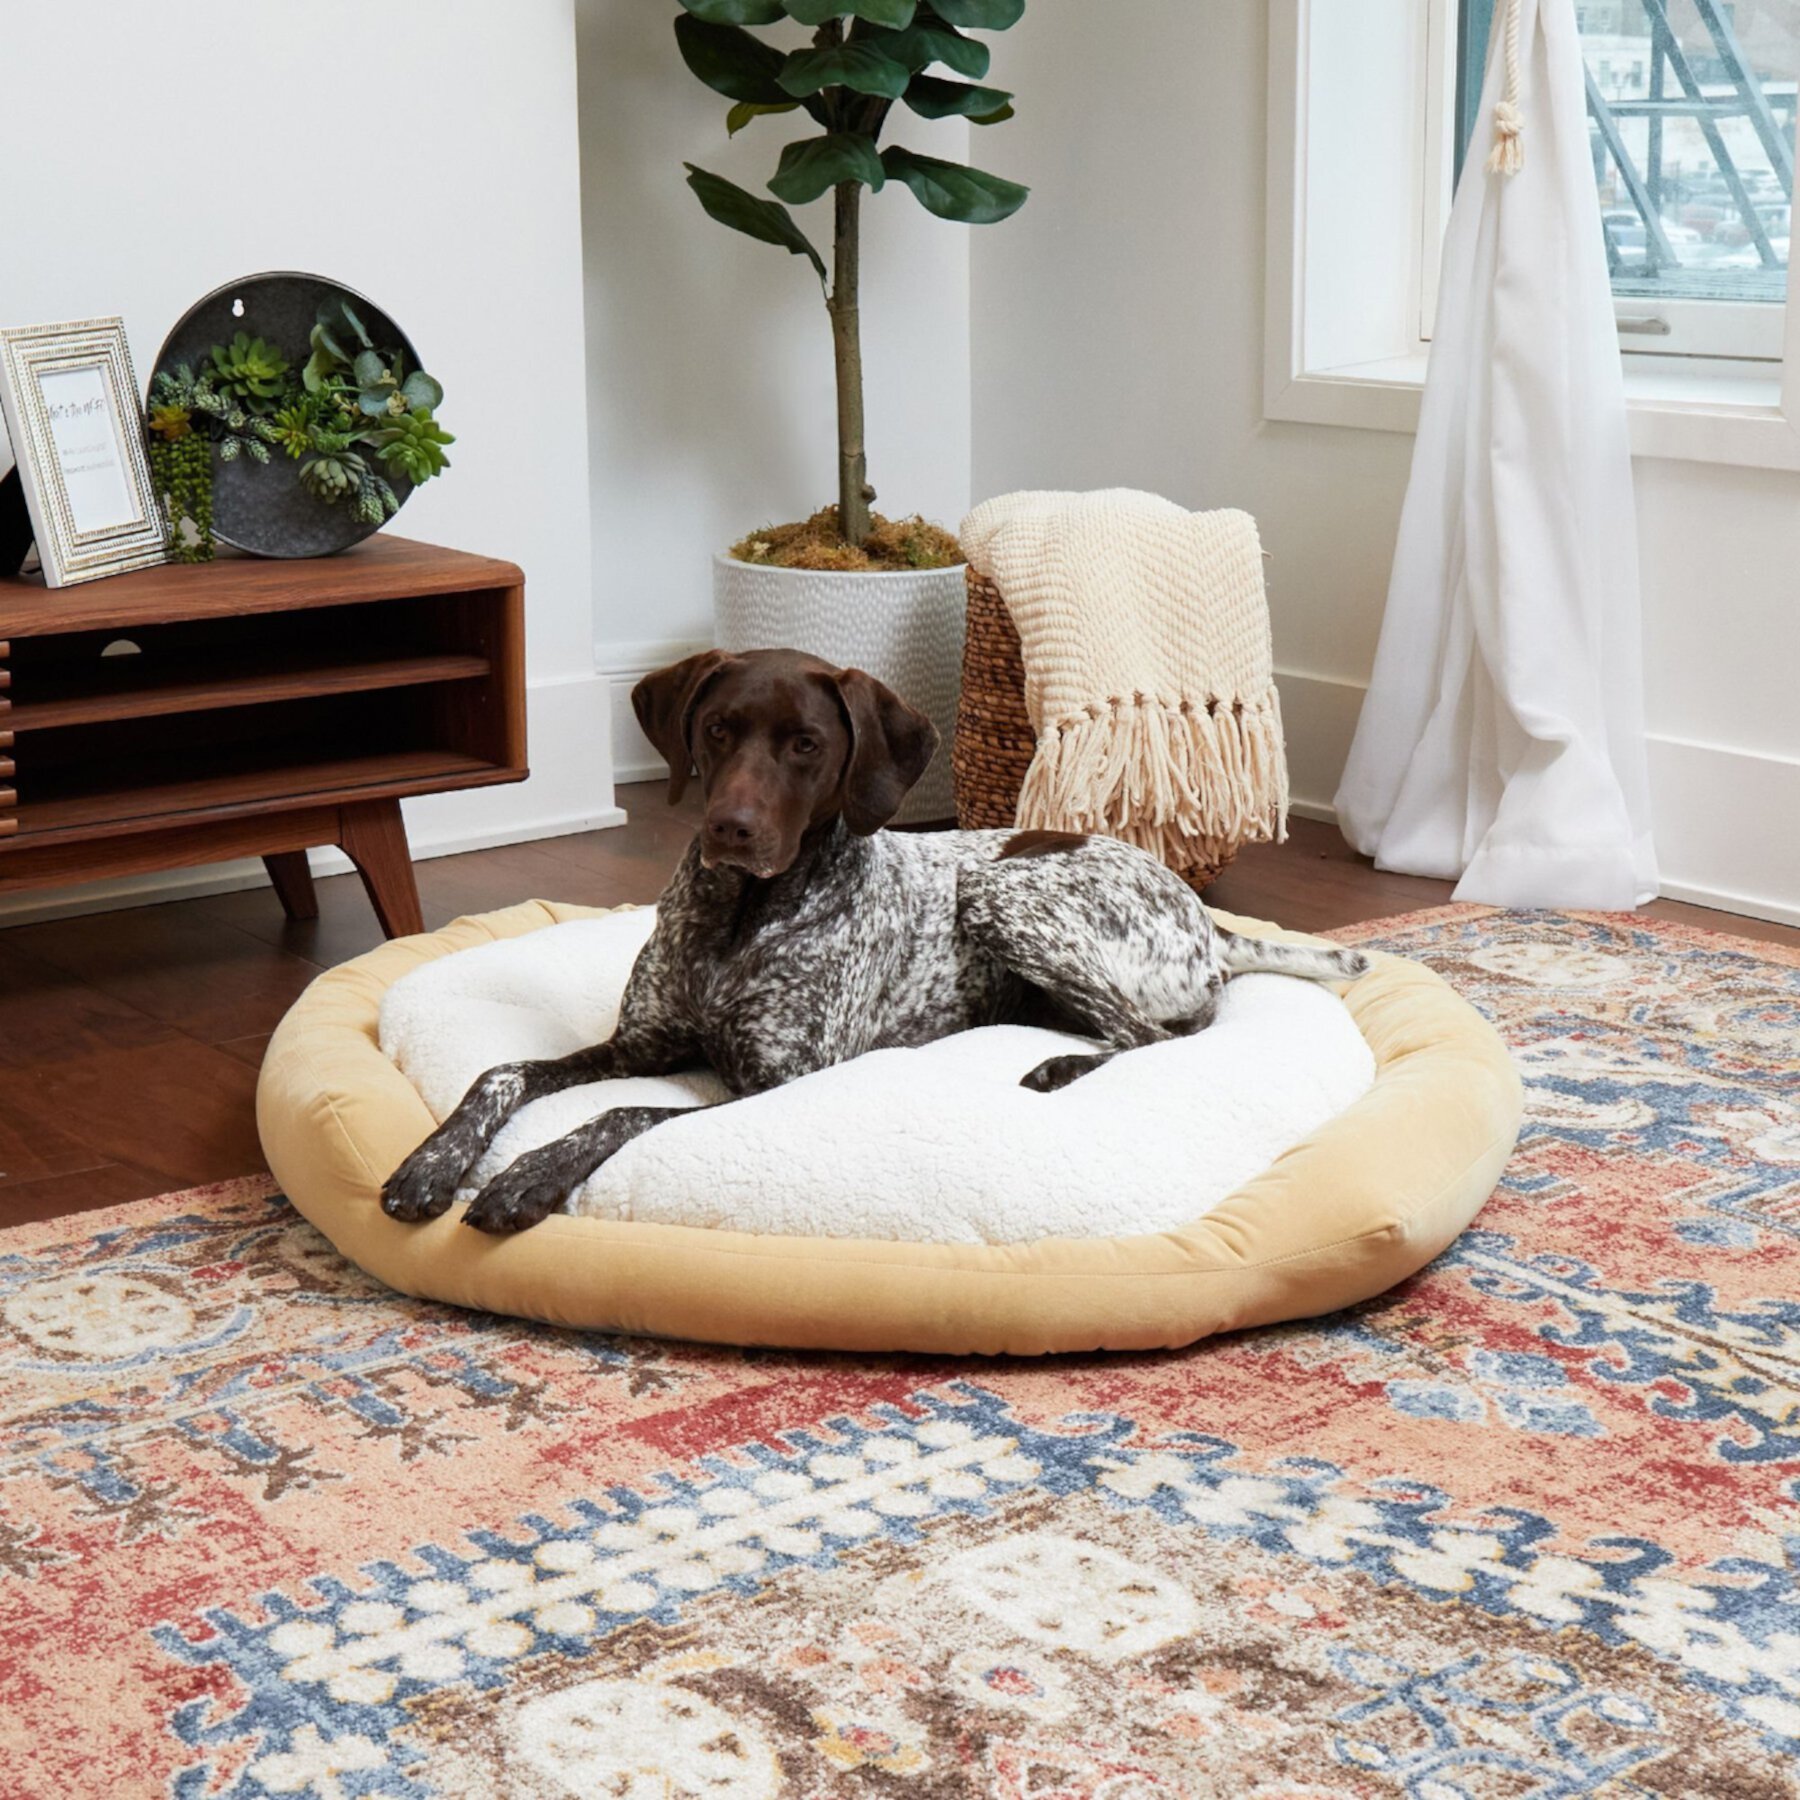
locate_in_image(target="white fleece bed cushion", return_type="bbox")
[377,909,1376,1247]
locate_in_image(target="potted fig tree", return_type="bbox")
[677,0,1027,820]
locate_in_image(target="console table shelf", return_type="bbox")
[0,535,527,935]
[6,649,492,733]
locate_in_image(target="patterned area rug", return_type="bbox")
[2,904,1797,1799]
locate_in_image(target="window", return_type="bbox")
[1459,0,1800,358]
[1268,0,1800,466]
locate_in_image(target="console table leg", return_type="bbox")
[263,850,319,921]
[338,799,425,939]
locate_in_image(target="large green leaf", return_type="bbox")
[674,14,791,104]
[784,0,916,24]
[768,132,886,204]
[678,0,786,22]
[881,146,1027,222]
[778,40,911,98]
[685,164,828,285]
[865,16,990,77]
[929,0,1025,27]
[901,74,1013,119]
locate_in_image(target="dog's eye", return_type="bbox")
[705,720,728,743]
[791,734,819,756]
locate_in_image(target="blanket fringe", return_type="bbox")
[1016,689,1290,876]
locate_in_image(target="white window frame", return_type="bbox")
[1265,0,1800,471]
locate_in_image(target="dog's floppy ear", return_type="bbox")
[631,650,736,804]
[831,667,940,834]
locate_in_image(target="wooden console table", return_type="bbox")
[0,535,526,937]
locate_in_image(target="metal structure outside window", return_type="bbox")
[1458,0,1799,326]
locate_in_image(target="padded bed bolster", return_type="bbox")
[258,902,1522,1355]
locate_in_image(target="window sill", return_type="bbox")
[1266,353,1800,471]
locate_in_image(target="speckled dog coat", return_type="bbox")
[380,822,1368,1233]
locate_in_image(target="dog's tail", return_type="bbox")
[1216,929,1370,985]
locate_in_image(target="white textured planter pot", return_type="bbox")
[712,554,967,823]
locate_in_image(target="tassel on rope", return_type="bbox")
[1486,0,1525,175]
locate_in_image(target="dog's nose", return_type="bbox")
[706,809,758,847]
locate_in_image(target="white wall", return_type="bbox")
[577,0,975,780]
[0,0,609,923]
[9,1,1786,925]
[972,0,1800,925]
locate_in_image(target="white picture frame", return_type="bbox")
[0,316,168,587]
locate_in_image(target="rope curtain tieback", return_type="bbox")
[1487,0,1526,175]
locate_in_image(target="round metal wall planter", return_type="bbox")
[152,272,420,559]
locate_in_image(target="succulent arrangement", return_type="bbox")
[677,0,1027,558]
[144,294,453,562]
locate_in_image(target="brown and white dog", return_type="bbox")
[381,648,1367,1233]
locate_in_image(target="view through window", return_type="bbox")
[1460,1,1800,310]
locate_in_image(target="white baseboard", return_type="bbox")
[10,658,1786,931]
[1271,667,1369,819]
[1273,666,1800,928]
[599,636,707,785]
[1655,879,1800,930]
[0,671,626,928]
[1642,734,1800,927]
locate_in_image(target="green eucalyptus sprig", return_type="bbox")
[303,295,445,419]
[295,296,452,510]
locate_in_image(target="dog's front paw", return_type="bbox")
[461,1156,571,1234]
[382,1142,466,1222]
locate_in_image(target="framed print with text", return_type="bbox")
[0,317,167,587]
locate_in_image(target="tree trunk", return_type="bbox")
[829,179,872,547]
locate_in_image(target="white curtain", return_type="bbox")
[1333,0,1659,910]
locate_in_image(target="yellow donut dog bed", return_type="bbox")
[257,901,1522,1356]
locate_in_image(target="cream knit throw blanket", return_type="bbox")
[960,489,1288,875]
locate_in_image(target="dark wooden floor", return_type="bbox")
[2,781,1793,1231]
